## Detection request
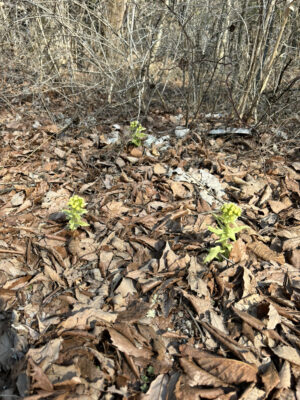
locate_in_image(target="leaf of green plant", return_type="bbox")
[204,245,223,263]
[207,226,224,236]
[227,225,247,241]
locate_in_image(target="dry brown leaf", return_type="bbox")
[59,308,117,332]
[102,200,130,215]
[283,238,300,251]
[272,345,300,367]
[180,358,228,387]
[181,289,212,315]
[268,200,290,213]
[99,251,114,276]
[187,257,210,298]
[282,208,300,222]
[267,304,281,329]
[130,235,161,249]
[116,300,150,323]
[0,288,16,311]
[278,361,291,389]
[182,349,258,384]
[0,258,26,278]
[130,147,143,158]
[108,328,153,359]
[240,177,266,198]
[68,237,97,260]
[241,266,258,297]
[285,176,300,195]
[3,275,32,290]
[142,374,169,400]
[113,278,137,309]
[229,238,247,263]
[232,306,266,331]
[258,184,272,205]
[153,163,167,175]
[27,338,63,371]
[41,189,70,213]
[200,321,259,365]
[16,199,32,213]
[247,241,285,264]
[287,249,300,268]
[53,376,81,388]
[28,358,53,392]
[11,192,25,206]
[159,242,189,272]
[175,375,230,400]
[291,162,300,171]
[239,385,266,400]
[23,391,56,400]
[115,277,137,297]
[44,124,59,133]
[277,228,300,239]
[43,265,65,287]
[54,148,65,159]
[260,362,280,395]
[201,357,258,384]
[170,181,191,199]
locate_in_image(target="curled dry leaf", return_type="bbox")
[142,374,169,400]
[278,361,291,389]
[260,361,280,395]
[28,358,53,392]
[247,241,285,264]
[272,345,300,367]
[27,338,63,372]
[108,328,153,359]
[287,249,300,267]
[58,308,117,332]
[180,346,257,384]
[180,358,228,387]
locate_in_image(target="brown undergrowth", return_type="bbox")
[0,100,299,399]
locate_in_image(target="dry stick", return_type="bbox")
[198,320,257,363]
[0,249,25,255]
[8,226,67,242]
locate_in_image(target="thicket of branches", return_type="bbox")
[0,0,299,128]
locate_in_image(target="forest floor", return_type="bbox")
[0,96,299,400]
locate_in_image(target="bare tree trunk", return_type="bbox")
[246,3,294,118]
[216,0,232,61]
[237,0,277,120]
[106,0,128,33]
[102,0,128,102]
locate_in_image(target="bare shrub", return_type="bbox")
[0,0,299,129]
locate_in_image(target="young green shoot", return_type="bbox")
[204,203,247,263]
[63,195,89,231]
[140,365,155,392]
[130,120,147,147]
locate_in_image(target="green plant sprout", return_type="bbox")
[204,203,247,263]
[140,365,155,392]
[130,120,147,146]
[63,195,89,231]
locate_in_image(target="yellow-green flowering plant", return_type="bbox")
[63,195,89,231]
[130,120,147,147]
[204,203,247,263]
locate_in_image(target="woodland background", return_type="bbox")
[0,1,300,399]
[0,0,299,127]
